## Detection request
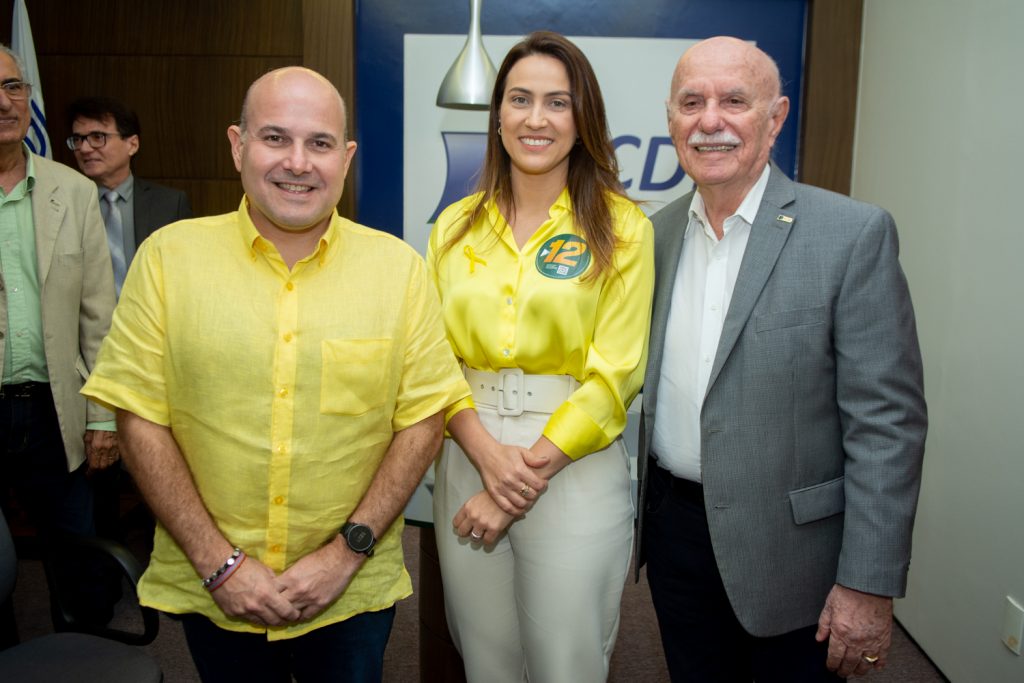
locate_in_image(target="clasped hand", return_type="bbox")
[452,442,551,544]
[209,540,360,626]
[453,490,517,545]
[475,443,549,515]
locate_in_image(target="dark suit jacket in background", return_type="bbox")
[132,177,192,245]
[637,165,927,637]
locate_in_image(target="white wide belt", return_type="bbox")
[464,367,579,417]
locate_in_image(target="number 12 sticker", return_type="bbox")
[536,234,591,279]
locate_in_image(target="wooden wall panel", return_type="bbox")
[40,56,300,180]
[800,0,864,194]
[30,0,303,56]
[303,0,356,218]
[1,0,305,217]
[0,1,10,40]
[168,179,252,217]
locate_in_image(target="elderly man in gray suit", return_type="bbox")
[638,37,927,681]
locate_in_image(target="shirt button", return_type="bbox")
[502,348,510,357]
[274,496,284,505]
[283,332,293,342]
[286,282,294,291]
[278,388,288,398]
[277,444,287,454]
[506,297,513,305]
[271,544,281,553]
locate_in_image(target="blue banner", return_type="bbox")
[356,0,807,246]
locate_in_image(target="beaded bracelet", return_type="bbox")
[202,547,246,591]
[207,553,245,592]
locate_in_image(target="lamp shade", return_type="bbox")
[436,0,497,110]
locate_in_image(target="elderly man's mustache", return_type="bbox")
[687,131,742,147]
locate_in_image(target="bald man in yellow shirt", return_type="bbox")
[82,67,468,681]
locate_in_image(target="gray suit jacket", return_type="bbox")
[132,177,192,245]
[638,166,927,637]
[0,155,116,471]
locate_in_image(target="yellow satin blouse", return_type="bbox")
[427,189,654,459]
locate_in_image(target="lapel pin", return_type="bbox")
[776,214,793,223]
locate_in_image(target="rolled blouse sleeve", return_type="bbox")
[543,200,654,458]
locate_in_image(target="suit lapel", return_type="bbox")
[31,170,65,287]
[705,166,796,397]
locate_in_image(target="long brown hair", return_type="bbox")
[440,31,625,279]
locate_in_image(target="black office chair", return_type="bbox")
[0,509,162,682]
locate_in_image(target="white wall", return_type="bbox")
[852,1,1024,680]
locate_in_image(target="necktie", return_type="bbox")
[103,190,128,297]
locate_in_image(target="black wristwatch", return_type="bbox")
[340,521,376,557]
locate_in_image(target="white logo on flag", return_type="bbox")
[12,0,51,158]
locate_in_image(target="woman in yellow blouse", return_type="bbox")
[427,32,654,682]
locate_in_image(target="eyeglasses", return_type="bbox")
[65,131,126,151]
[0,80,32,101]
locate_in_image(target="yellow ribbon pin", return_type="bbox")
[464,245,487,273]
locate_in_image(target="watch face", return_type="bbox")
[345,523,374,553]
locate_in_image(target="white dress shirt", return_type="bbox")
[651,164,771,481]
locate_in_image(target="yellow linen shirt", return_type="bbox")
[427,189,654,459]
[82,200,469,639]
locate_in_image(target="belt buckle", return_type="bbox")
[496,367,525,417]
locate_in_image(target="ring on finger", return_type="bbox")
[862,654,879,664]
[470,530,483,540]
[519,484,532,497]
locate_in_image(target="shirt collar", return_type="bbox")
[550,187,572,216]
[23,145,36,189]
[238,195,339,265]
[483,186,572,228]
[104,173,134,201]
[1,145,37,201]
[686,164,772,240]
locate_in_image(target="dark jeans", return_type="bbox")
[0,385,95,541]
[0,385,117,629]
[643,464,841,682]
[180,606,396,683]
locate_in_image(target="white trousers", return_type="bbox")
[433,405,634,683]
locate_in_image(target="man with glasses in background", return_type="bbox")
[66,97,192,551]
[0,45,118,632]
[67,96,192,297]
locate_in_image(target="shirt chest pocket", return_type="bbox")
[320,338,394,416]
